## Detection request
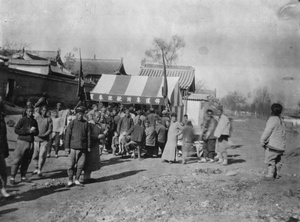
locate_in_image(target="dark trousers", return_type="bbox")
[146,145,156,157]
[11,140,34,178]
[0,153,7,189]
[156,141,166,155]
[182,142,193,162]
[203,139,216,159]
[106,132,113,152]
[53,132,60,155]
[67,149,86,181]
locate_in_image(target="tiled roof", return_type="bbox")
[196,89,216,97]
[27,50,58,61]
[187,93,210,101]
[9,59,50,66]
[71,58,127,76]
[139,63,195,92]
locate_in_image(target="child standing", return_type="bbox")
[111,132,119,156]
[50,110,63,158]
[260,103,286,180]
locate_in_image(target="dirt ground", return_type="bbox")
[0,118,300,222]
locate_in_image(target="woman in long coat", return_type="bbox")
[84,112,104,182]
[161,113,183,163]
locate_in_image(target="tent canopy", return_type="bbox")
[90,74,182,106]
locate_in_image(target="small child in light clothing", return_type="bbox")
[111,132,119,156]
[50,110,63,158]
[119,132,128,155]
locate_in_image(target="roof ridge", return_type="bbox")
[28,50,57,53]
[142,63,195,70]
[77,58,121,62]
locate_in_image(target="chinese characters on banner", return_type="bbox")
[91,94,163,105]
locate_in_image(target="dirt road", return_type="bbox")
[0,118,300,222]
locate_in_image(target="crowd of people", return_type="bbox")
[0,94,287,197]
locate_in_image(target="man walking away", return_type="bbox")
[147,108,157,127]
[117,109,134,155]
[32,105,53,177]
[125,119,145,160]
[155,119,167,157]
[11,106,39,184]
[65,106,91,187]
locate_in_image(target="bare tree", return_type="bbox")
[0,38,30,56]
[252,86,272,116]
[145,35,186,66]
[2,38,30,51]
[64,52,76,71]
[221,91,247,112]
[194,80,207,93]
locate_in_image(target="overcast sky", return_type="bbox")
[1,0,300,108]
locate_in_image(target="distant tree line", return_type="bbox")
[220,86,272,117]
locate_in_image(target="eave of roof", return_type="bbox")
[187,93,210,101]
[27,50,58,61]
[9,59,50,66]
[139,63,195,92]
[71,58,127,76]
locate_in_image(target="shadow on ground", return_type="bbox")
[228,159,246,165]
[230,145,243,149]
[100,156,132,168]
[0,184,68,207]
[88,169,146,184]
[0,208,18,216]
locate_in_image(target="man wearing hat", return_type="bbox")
[64,106,91,187]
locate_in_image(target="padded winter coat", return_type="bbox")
[260,116,286,152]
[214,114,231,138]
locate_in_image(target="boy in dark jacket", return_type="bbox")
[11,106,39,184]
[64,106,91,187]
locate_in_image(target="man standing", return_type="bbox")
[0,108,10,197]
[32,106,53,177]
[161,110,170,128]
[11,106,39,184]
[144,120,157,157]
[117,110,134,155]
[182,114,189,125]
[199,109,218,163]
[64,106,91,187]
[125,119,145,160]
[0,96,6,117]
[182,121,195,164]
[155,119,167,157]
[133,110,141,125]
[147,108,157,127]
[214,106,231,166]
[87,104,98,121]
[34,92,49,113]
[84,112,103,182]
